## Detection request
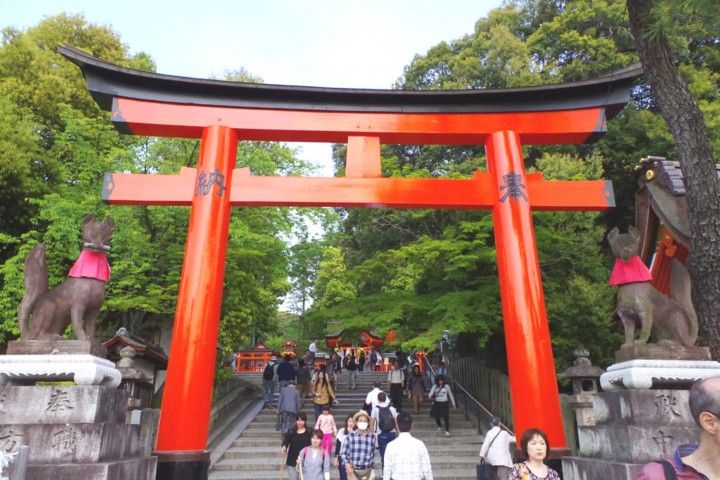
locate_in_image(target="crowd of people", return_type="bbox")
[261,347,448,480]
[259,340,720,480]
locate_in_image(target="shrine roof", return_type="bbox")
[638,156,720,196]
[325,329,383,339]
[102,327,168,367]
[59,45,641,118]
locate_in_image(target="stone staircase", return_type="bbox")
[210,371,482,479]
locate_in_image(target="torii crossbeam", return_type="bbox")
[61,45,640,480]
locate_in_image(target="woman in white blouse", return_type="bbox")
[428,374,456,437]
[479,417,514,479]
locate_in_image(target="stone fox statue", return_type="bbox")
[18,215,114,341]
[608,226,698,347]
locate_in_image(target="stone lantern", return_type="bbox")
[560,348,605,395]
[558,348,605,428]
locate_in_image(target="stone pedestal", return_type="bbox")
[0,355,121,387]
[0,385,156,480]
[600,359,720,390]
[614,343,711,363]
[7,340,107,357]
[562,389,700,479]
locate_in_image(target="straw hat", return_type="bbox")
[352,410,370,423]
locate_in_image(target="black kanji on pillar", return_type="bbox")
[499,172,528,203]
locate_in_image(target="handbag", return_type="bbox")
[477,428,502,480]
[476,458,495,480]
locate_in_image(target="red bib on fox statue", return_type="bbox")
[68,249,110,283]
[608,255,652,286]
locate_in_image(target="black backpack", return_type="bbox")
[378,405,395,432]
[262,363,274,381]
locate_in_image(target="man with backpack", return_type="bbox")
[262,355,278,408]
[371,392,398,470]
[636,376,720,479]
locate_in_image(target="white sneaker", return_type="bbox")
[436,427,443,432]
[445,431,450,437]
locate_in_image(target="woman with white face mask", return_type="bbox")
[339,411,377,480]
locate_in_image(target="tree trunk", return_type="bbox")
[627,0,720,359]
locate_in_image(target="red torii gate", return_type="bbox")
[61,46,640,479]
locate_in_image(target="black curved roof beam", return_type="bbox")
[59,45,642,144]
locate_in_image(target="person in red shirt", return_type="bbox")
[636,376,720,480]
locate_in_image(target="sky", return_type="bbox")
[0,0,501,174]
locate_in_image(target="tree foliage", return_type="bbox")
[306,0,719,369]
[626,0,720,357]
[0,15,312,355]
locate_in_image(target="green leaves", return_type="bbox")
[0,14,315,350]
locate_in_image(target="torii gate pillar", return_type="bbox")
[154,125,237,478]
[487,130,566,446]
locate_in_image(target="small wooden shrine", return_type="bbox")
[635,156,710,294]
[235,341,274,372]
[325,329,385,350]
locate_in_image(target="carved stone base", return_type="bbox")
[0,386,126,424]
[0,355,121,387]
[0,423,142,463]
[563,389,700,479]
[600,359,720,390]
[8,340,107,358]
[26,457,157,480]
[0,384,156,480]
[562,456,644,480]
[614,343,711,362]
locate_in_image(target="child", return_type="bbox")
[314,404,337,454]
[297,429,331,480]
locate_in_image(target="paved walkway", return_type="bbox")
[210,371,482,479]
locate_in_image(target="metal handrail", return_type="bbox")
[423,355,514,436]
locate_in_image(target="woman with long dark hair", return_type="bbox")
[428,374,456,437]
[281,412,313,480]
[334,414,356,480]
[312,368,338,419]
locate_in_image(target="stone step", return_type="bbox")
[213,454,478,470]
[239,426,480,436]
[230,433,482,448]
[221,443,480,458]
[212,372,479,479]
[247,420,477,430]
[209,467,477,480]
